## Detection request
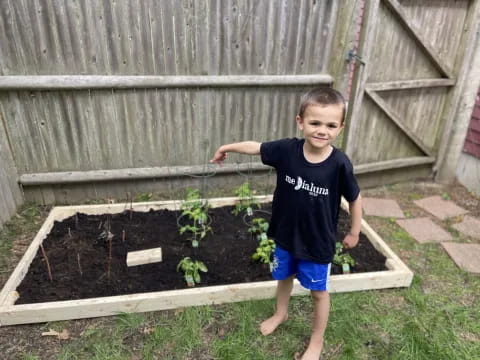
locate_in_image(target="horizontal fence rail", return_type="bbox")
[0,75,333,90]
[19,156,435,186]
[19,163,270,185]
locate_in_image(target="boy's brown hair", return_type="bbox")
[298,87,346,124]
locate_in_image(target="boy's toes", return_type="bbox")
[260,314,288,336]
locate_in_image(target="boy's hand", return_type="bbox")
[210,149,227,164]
[342,232,359,249]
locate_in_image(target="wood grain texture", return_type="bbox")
[0,0,335,76]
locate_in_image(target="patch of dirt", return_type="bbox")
[16,204,387,304]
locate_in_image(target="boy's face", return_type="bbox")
[295,104,344,153]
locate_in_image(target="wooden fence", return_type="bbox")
[0,116,22,227]
[0,0,479,226]
[345,0,480,187]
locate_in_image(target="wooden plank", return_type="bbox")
[126,248,162,267]
[0,75,333,90]
[0,269,413,326]
[366,78,455,91]
[365,89,433,157]
[0,195,413,325]
[19,163,271,185]
[20,155,436,188]
[354,156,435,174]
[382,0,454,79]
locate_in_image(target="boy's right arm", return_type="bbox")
[210,141,261,164]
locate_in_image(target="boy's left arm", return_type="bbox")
[343,194,362,249]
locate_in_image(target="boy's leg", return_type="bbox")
[260,274,295,335]
[301,290,330,360]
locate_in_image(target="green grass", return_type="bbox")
[1,196,479,359]
[0,204,48,272]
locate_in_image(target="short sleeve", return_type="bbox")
[260,139,292,168]
[340,157,360,202]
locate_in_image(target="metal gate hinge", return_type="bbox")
[345,49,366,65]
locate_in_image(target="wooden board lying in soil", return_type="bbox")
[0,196,413,326]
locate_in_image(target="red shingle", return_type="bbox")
[463,90,480,158]
[466,129,480,144]
[473,105,480,119]
[464,140,480,157]
[470,118,480,132]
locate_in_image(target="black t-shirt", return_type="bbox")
[260,138,360,264]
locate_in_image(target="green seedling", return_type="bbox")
[232,182,260,216]
[252,238,276,266]
[180,188,204,213]
[179,221,212,247]
[441,192,450,200]
[179,188,211,247]
[176,257,208,287]
[333,242,355,274]
[247,218,269,236]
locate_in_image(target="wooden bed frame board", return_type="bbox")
[0,196,413,326]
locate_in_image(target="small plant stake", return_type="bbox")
[39,244,53,282]
[107,231,113,280]
[77,253,83,277]
[122,229,126,243]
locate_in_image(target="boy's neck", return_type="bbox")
[302,143,333,164]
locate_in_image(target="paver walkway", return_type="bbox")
[413,196,469,220]
[441,243,480,273]
[396,218,452,244]
[362,198,405,218]
[452,216,480,240]
[363,195,479,274]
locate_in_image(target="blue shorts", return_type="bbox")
[271,245,331,291]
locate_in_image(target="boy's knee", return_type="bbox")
[310,290,329,302]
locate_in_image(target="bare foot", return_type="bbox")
[300,343,323,360]
[260,313,288,335]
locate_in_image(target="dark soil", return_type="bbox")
[16,204,387,304]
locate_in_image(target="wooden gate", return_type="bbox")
[344,0,480,184]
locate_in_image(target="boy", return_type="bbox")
[210,87,362,360]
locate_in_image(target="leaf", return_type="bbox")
[41,328,70,340]
[194,271,201,283]
[197,262,208,272]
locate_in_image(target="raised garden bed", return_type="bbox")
[0,196,413,326]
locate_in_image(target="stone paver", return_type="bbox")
[396,217,453,244]
[452,216,480,240]
[413,196,469,220]
[441,242,480,273]
[362,197,405,218]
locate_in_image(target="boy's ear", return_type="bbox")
[295,115,303,130]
